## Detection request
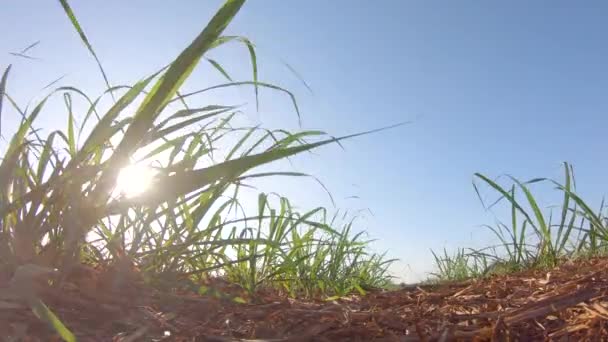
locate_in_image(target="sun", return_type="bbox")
[115,164,157,198]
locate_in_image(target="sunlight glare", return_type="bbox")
[116,164,157,198]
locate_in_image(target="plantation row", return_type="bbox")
[432,162,608,282]
[0,0,393,303]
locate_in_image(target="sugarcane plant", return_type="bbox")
[1,0,400,339]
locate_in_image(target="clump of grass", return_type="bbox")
[213,196,394,297]
[430,247,488,282]
[1,0,398,338]
[431,162,608,282]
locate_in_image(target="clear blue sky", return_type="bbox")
[2,1,607,282]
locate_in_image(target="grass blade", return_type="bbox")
[63,93,76,156]
[19,40,41,54]
[206,58,233,81]
[58,0,113,98]
[30,298,76,342]
[0,65,11,138]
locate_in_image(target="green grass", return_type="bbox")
[7,1,606,340]
[431,162,608,283]
[0,0,400,338]
[430,247,488,282]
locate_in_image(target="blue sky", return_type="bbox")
[2,1,607,282]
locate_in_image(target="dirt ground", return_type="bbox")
[2,257,608,341]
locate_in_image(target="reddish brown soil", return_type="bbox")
[2,257,608,341]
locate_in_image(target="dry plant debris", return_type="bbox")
[2,257,608,341]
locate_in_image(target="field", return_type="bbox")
[1,0,608,341]
[4,257,608,340]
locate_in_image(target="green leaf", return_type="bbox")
[19,40,41,55]
[242,37,259,110]
[556,162,572,253]
[0,64,11,138]
[510,177,550,251]
[30,298,76,342]
[37,131,59,183]
[58,0,113,99]
[64,93,77,156]
[174,81,301,125]
[474,173,538,234]
[282,60,313,94]
[232,296,247,304]
[206,58,233,81]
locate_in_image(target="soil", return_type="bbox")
[2,257,608,341]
